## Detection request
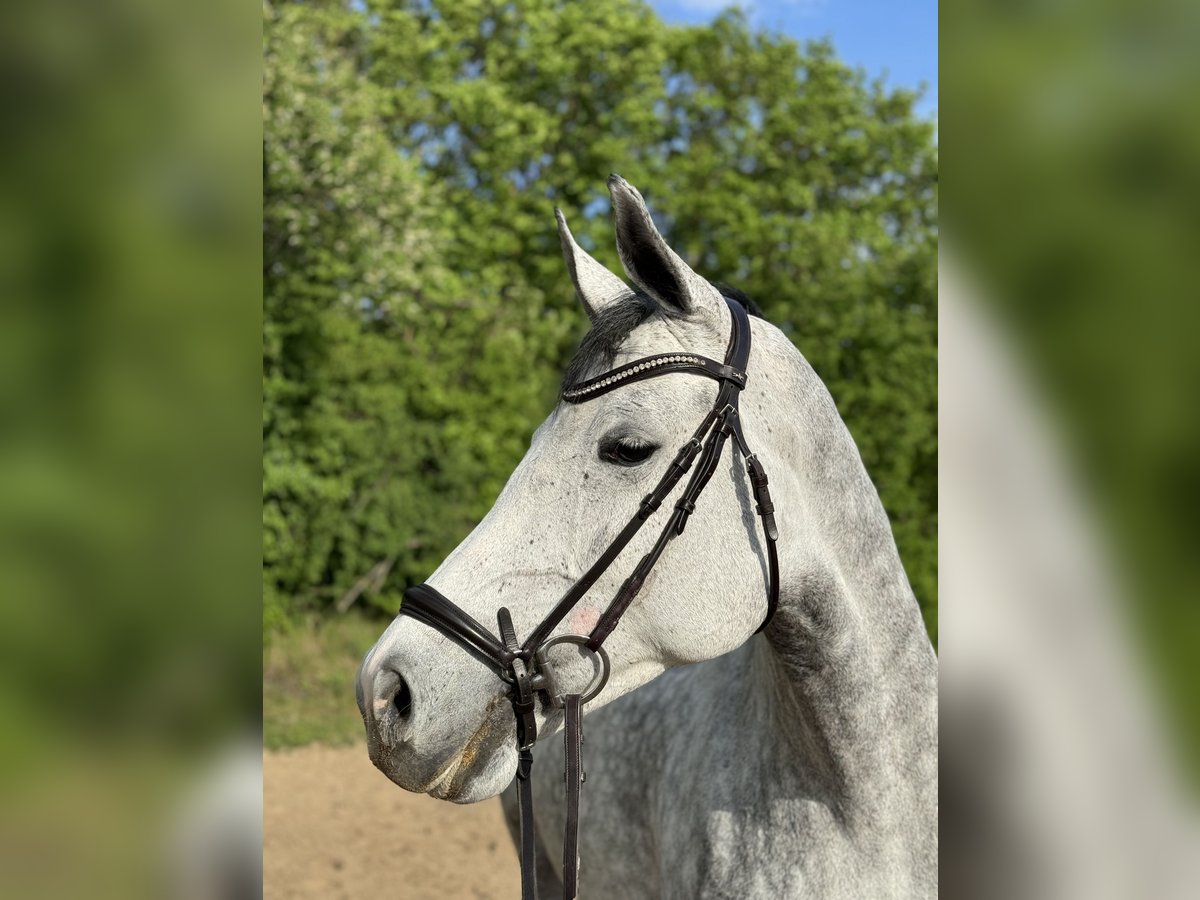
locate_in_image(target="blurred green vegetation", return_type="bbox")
[263,0,938,642]
[944,0,1200,777]
[1,1,260,897]
[1,0,260,762]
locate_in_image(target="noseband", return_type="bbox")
[399,298,779,899]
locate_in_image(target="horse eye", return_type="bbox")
[600,438,659,467]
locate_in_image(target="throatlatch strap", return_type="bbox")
[562,694,584,900]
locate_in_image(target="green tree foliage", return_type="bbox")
[263,1,567,629]
[264,0,938,640]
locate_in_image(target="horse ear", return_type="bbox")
[556,208,634,321]
[607,174,725,320]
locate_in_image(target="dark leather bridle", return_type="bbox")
[399,297,779,899]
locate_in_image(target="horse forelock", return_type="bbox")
[560,293,657,395]
[560,285,763,397]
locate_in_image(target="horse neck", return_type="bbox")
[744,328,937,822]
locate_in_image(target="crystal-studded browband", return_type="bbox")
[561,352,748,404]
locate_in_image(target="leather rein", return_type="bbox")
[399,297,779,899]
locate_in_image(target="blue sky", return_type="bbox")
[648,0,937,119]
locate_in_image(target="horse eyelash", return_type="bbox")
[598,434,660,465]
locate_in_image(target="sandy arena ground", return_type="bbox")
[264,744,520,899]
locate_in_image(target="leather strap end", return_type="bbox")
[562,694,584,900]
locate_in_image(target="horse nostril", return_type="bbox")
[392,676,413,720]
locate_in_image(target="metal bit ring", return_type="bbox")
[534,635,611,706]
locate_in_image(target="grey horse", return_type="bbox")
[357,176,937,898]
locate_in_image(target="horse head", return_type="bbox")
[357,176,780,802]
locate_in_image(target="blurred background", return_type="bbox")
[1,0,261,898]
[3,0,1198,896]
[940,1,1200,895]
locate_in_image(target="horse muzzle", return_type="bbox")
[357,641,517,802]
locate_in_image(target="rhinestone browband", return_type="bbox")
[561,353,747,404]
